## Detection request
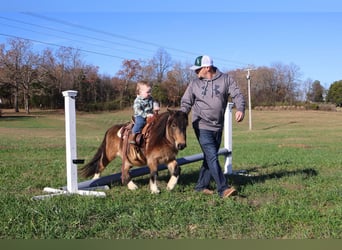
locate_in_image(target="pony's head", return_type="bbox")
[165,109,188,150]
[148,109,188,151]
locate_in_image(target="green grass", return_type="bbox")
[0,109,341,239]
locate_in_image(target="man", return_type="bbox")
[180,55,245,198]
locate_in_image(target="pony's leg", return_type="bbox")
[121,165,131,185]
[123,166,138,190]
[92,153,110,179]
[149,176,160,194]
[122,164,140,191]
[167,160,180,191]
[127,180,138,190]
[149,165,160,194]
[92,129,119,179]
[92,173,101,180]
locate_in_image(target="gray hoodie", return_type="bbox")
[180,68,245,131]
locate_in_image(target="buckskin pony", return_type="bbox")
[79,109,188,194]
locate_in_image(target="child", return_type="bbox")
[130,81,159,144]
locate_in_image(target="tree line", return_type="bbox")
[1,38,341,114]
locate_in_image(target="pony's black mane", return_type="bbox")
[148,110,188,148]
[149,111,169,143]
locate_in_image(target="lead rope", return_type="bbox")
[164,115,175,147]
[121,128,130,184]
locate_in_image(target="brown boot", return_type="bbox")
[222,187,237,198]
[135,133,144,146]
[129,133,137,144]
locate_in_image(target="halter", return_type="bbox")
[164,114,178,148]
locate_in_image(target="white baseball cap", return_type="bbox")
[190,55,214,71]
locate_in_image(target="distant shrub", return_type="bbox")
[254,103,336,111]
[304,103,336,111]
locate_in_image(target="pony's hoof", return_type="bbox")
[151,189,160,194]
[127,181,138,190]
[167,176,178,190]
[92,173,101,180]
[166,184,174,191]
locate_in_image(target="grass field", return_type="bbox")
[0,108,341,239]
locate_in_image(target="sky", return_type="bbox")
[1,0,342,88]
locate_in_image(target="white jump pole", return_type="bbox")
[63,90,78,193]
[223,102,247,176]
[33,90,106,200]
[223,102,233,174]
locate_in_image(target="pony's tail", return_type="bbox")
[78,134,107,178]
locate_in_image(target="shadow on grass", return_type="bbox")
[229,167,318,186]
[175,167,318,191]
[262,120,298,130]
[0,115,40,120]
[104,165,318,197]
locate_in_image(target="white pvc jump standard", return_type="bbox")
[33,90,106,200]
[223,102,234,174]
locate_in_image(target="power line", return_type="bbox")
[22,12,250,67]
[1,14,196,65]
[0,33,127,60]
[0,16,156,57]
[23,12,199,56]
[0,13,252,70]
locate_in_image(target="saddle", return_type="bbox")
[118,115,158,183]
[118,114,157,148]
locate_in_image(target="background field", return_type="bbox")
[0,108,341,239]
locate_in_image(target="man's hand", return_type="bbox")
[235,111,245,122]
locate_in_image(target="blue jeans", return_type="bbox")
[132,116,146,134]
[194,128,229,196]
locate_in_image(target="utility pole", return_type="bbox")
[246,68,252,131]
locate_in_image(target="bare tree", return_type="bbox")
[229,63,302,107]
[0,44,15,108]
[164,62,189,106]
[37,48,61,109]
[151,48,172,84]
[82,65,100,103]
[55,46,83,91]
[139,59,155,83]
[0,38,39,113]
[301,78,313,102]
[272,62,301,104]
[116,59,142,109]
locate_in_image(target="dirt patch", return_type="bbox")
[278,143,313,149]
[280,183,305,191]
